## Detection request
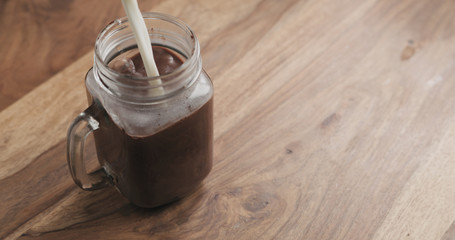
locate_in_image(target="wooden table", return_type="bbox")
[1,0,454,239]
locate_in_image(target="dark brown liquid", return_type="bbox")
[108,45,184,77]
[90,46,212,207]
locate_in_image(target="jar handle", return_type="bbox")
[67,106,111,190]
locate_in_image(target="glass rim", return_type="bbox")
[94,12,198,83]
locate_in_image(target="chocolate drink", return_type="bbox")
[107,46,184,76]
[90,46,213,207]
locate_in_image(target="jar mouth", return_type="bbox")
[94,12,199,86]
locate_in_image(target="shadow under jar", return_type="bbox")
[67,12,213,208]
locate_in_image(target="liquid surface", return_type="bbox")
[108,46,184,77]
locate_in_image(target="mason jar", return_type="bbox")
[67,12,213,208]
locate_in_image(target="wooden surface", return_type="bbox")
[1,0,455,239]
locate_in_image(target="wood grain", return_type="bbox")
[0,0,160,111]
[1,0,455,239]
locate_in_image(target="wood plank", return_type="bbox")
[0,0,454,239]
[442,221,455,240]
[372,123,455,239]
[0,0,161,110]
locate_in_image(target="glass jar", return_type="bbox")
[67,12,213,208]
